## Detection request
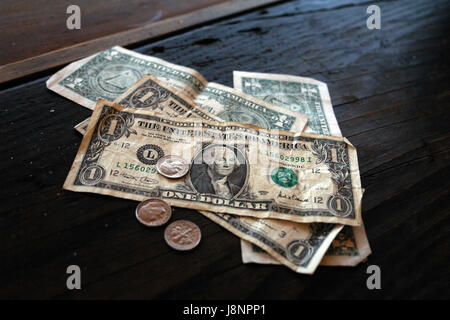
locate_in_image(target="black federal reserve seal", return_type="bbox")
[137,144,164,165]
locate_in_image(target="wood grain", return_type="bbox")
[0,0,283,84]
[0,0,449,299]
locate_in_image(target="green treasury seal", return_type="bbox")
[271,167,298,188]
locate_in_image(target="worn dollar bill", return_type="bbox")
[74,73,308,134]
[233,71,371,266]
[63,100,363,226]
[46,46,308,133]
[200,211,343,274]
[46,46,204,106]
[241,223,370,267]
[73,74,222,135]
[117,75,307,132]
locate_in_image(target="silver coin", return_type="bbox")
[135,198,172,227]
[156,155,189,179]
[164,220,202,251]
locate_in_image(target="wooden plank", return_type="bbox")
[0,0,226,66]
[0,0,449,299]
[0,0,283,84]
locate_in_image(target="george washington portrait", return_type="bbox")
[190,144,247,199]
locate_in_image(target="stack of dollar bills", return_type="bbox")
[47,46,371,274]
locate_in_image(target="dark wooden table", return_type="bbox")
[1,0,449,299]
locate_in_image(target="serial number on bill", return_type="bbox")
[183,304,265,317]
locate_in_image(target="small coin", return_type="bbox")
[135,198,172,227]
[164,220,202,251]
[156,155,189,179]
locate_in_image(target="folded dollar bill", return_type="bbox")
[47,46,308,133]
[200,211,343,274]
[233,71,371,266]
[240,223,371,267]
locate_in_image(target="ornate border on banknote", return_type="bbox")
[64,100,362,225]
[71,103,359,223]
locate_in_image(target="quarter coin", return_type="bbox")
[156,155,189,179]
[164,220,202,251]
[135,198,172,227]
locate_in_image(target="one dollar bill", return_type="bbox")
[240,222,371,267]
[234,71,371,266]
[199,211,343,274]
[64,100,363,226]
[74,74,222,134]
[47,46,308,133]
